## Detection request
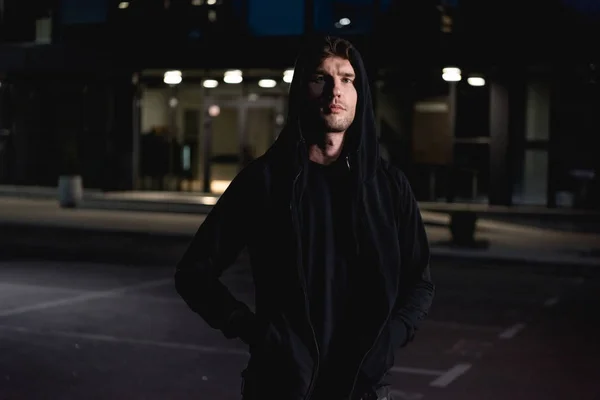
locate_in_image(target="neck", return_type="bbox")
[307,132,345,165]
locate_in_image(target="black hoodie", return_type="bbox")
[174,36,434,400]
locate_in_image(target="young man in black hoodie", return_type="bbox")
[174,36,434,400]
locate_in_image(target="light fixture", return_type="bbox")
[191,0,202,5]
[210,180,231,194]
[258,79,277,88]
[467,76,485,87]
[207,0,216,5]
[283,69,294,83]
[223,69,243,84]
[118,1,129,9]
[164,70,182,85]
[442,67,461,82]
[208,10,217,21]
[339,17,351,26]
[208,105,220,117]
[203,79,219,88]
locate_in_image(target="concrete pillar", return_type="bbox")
[488,76,525,206]
[522,81,550,205]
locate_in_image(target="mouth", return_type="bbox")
[327,104,345,113]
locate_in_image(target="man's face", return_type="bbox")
[305,56,357,134]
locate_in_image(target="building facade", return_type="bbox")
[0,0,598,209]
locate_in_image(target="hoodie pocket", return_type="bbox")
[359,322,396,388]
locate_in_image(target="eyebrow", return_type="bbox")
[314,69,356,79]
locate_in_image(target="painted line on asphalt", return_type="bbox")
[429,363,472,388]
[0,278,172,317]
[498,323,526,339]
[544,297,560,307]
[0,324,249,356]
[390,366,444,376]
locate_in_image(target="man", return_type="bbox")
[175,35,434,400]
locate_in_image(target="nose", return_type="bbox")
[333,83,342,97]
[324,78,342,99]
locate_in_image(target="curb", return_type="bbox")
[430,247,600,276]
[1,222,598,273]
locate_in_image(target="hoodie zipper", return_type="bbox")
[344,155,388,399]
[348,312,392,400]
[290,167,321,400]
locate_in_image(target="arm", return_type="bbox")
[389,170,435,348]
[174,164,262,345]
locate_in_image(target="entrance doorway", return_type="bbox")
[199,95,285,193]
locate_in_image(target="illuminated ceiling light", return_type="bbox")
[283,69,294,83]
[191,0,202,5]
[210,179,230,194]
[207,0,216,5]
[223,69,243,84]
[118,2,129,9]
[163,70,182,85]
[203,79,219,88]
[467,76,485,86]
[442,67,461,82]
[339,17,351,26]
[258,79,277,88]
[208,10,217,21]
[208,105,220,117]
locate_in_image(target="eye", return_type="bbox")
[310,75,324,83]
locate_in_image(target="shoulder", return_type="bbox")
[377,158,411,191]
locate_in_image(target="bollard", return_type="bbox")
[450,211,477,247]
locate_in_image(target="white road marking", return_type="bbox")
[0,278,172,317]
[0,324,249,356]
[544,297,560,307]
[429,363,472,388]
[445,339,493,358]
[498,323,526,339]
[390,366,444,376]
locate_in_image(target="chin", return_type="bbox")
[322,119,347,133]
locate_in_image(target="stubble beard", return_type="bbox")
[322,114,353,133]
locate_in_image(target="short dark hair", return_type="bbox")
[302,36,354,71]
[319,36,353,60]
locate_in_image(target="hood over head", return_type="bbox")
[270,35,379,183]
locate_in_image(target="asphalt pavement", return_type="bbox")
[0,255,598,400]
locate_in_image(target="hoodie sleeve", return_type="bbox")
[389,168,435,349]
[174,163,262,346]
